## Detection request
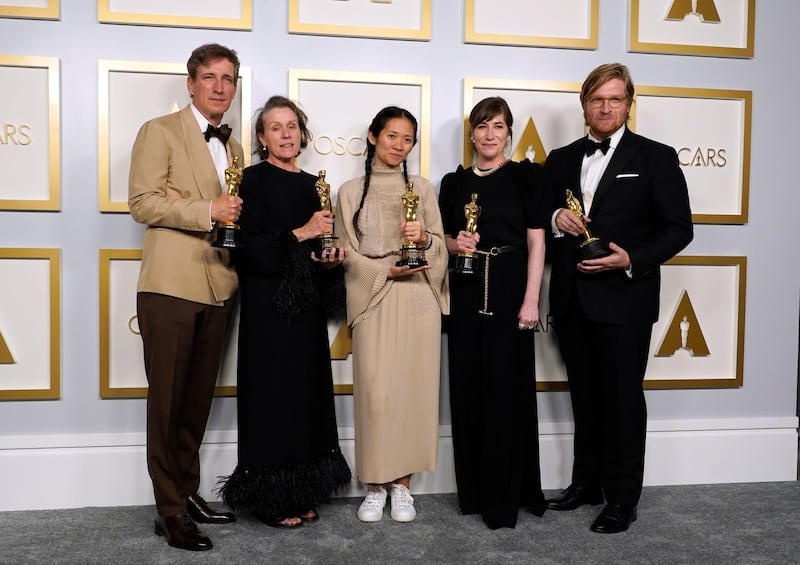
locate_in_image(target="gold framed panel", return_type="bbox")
[629,0,755,58]
[0,55,60,211]
[0,248,60,400]
[289,68,431,181]
[635,86,751,224]
[536,256,746,391]
[98,60,251,213]
[330,322,353,395]
[0,0,59,20]
[288,0,431,40]
[99,249,237,398]
[645,255,746,389]
[463,78,588,167]
[465,0,598,49]
[97,0,252,30]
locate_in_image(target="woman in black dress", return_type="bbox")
[438,97,548,529]
[218,96,351,528]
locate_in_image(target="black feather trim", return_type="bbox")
[274,231,318,317]
[216,449,351,520]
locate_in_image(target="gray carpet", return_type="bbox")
[1,482,799,564]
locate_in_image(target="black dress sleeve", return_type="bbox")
[438,165,465,237]
[519,160,549,230]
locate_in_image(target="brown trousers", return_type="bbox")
[137,292,234,517]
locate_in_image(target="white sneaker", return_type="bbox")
[357,486,387,522]
[389,483,416,522]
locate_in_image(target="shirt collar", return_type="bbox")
[189,102,215,134]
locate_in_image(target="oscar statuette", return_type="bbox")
[396,181,428,268]
[314,170,339,254]
[455,193,481,276]
[212,156,244,249]
[565,188,609,259]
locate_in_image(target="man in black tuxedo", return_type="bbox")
[544,63,693,533]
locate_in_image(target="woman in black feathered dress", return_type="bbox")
[217,96,351,528]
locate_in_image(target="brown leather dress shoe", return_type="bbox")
[187,493,236,524]
[154,513,213,551]
[590,503,637,534]
[546,484,604,511]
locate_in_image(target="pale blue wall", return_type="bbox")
[0,2,797,438]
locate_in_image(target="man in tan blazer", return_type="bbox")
[128,43,244,552]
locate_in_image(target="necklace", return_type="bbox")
[471,159,509,177]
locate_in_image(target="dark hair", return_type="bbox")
[254,96,312,160]
[580,63,635,107]
[186,43,240,84]
[469,96,514,138]
[352,106,418,234]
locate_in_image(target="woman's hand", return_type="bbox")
[517,300,539,331]
[455,230,479,254]
[387,263,431,280]
[311,247,348,268]
[293,210,334,242]
[400,220,428,246]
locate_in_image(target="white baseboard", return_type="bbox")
[0,418,796,512]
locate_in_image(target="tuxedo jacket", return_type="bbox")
[545,128,693,325]
[128,104,244,306]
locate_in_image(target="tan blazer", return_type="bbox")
[128,104,244,306]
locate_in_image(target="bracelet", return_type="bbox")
[424,234,434,250]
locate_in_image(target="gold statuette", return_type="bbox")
[455,193,481,276]
[315,170,339,253]
[396,181,427,268]
[565,188,609,259]
[212,156,244,249]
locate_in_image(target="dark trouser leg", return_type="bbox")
[554,300,604,491]
[594,322,651,507]
[138,292,233,517]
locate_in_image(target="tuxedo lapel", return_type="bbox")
[591,130,642,210]
[178,105,221,200]
[561,141,587,209]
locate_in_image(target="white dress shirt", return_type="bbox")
[189,103,228,230]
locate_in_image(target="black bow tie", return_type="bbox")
[584,137,611,157]
[204,124,231,144]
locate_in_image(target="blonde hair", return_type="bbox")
[579,63,635,107]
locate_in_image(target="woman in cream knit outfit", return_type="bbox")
[337,106,449,523]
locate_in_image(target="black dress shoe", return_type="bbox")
[590,503,637,534]
[546,485,604,511]
[187,493,236,524]
[154,513,213,551]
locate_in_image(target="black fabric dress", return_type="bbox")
[438,160,548,529]
[218,160,351,521]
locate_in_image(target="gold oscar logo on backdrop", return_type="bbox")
[511,117,547,164]
[666,0,721,23]
[313,134,367,157]
[1,124,33,146]
[0,329,16,364]
[656,290,710,357]
[678,147,727,167]
[329,322,352,360]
